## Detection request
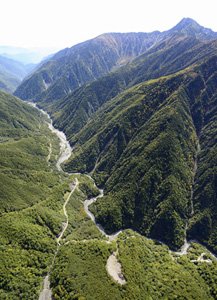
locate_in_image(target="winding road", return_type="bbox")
[57,180,78,244]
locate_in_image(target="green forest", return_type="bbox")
[1,90,217,300]
[60,56,217,252]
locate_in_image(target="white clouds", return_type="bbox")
[0,0,217,48]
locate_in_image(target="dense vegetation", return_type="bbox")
[0,93,72,299]
[53,55,216,252]
[13,19,217,253]
[50,230,217,300]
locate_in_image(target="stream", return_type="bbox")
[34,104,217,298]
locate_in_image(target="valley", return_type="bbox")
[36,104,217,299]
[1,17,217,299]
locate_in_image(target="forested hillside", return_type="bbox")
[56,55,216,251]
[2,90,217,300]
[0,93,73,298]
[46,35,217,139]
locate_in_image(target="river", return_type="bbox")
[34,106,76,300]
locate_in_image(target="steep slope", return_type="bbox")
[60,55,217,251]
[14,31,163,102]
[14,18,217,104]
[168,18,217,40]
[48,35,217,141]
[186,57,217,253]
[0,92,40,141]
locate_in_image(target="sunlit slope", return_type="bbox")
[14,18,217,106]
[14,32,163,103]
[62,55,217,251]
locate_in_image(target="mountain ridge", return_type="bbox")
[14,18,217,103]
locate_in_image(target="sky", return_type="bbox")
[1,0,217,52]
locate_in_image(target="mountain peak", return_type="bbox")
[176,17,199,28]
[169,18,217,41]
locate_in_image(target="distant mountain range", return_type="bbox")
[13,18,217,252]
[0,46,56,93]
[0,46,57,64]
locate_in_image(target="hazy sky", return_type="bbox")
[1,0,217,50]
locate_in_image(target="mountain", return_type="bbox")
[0,55,37,92]
[13,18,217,252]
[55,54,217,251]
[168,18,217,40]
[14,31,162,102]
[47,36,217,137]
[0,46,58,92]
[3,18,217,299]
[14,18,217,104]
[0,45,57,64]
